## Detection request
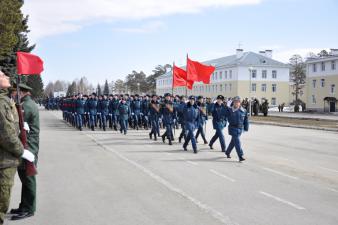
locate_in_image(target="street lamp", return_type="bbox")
[248,66,253,117]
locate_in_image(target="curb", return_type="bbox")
[251,121,338,132]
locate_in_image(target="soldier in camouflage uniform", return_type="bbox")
[0,71,34,225]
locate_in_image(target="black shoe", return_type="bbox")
[103,127,106,131]
[178,137,182,143]
[162,135,165,143]
[209,144,213,150]
[11,212,34,220]
[193,149,197,154]
[183,146,187,151]
[204,140,208,145]
[91,126,95,131]
[149,133,152,139]
[225,153,231,158]
[154,135,157,141]
[168,140,172,145]
[79,127,82,131]
[9,208,24,214]
[221,150,225,152]
[239,157,246,162]
[124,131,127,135]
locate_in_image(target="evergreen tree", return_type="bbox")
[97,84,102,96]
[26,75,44,99]
[66,81,77,96]
[103,79,109,95]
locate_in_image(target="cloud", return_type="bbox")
[113,21,166,33]
[22,0,262,40]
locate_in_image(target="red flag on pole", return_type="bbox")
[17,52,44,75]
[173,65,193,90]
[187,57,215,84]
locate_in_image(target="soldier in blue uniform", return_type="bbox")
[131,94,142,130]
[148,95,160,140]
[209,95,228,152]
[176,96,186,143]
[182,96,200,153]
[96,95,103,129]
[195,96,208,144]
[142,95,151,130]
[225,96,249,162]
[118,97,131,135]
[99,94,109,131]
[87,93,98,131]
[161,93,174,145]
[75,94,86,131]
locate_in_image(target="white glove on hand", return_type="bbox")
[23,122,30,132]
[22,150,35,162]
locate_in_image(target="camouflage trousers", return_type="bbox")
[0,167,16,225]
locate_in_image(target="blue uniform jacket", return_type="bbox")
[87,98,98,115]
[226,107,249,136]
[183,103,199,130]
[75,98,86,114]
[211,103,227,130]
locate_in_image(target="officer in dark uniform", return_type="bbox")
[109,95,120,131]
[131,94,142,130]
[177,96,187,143]
[118,97,131,135]
[209,95,227,152]
[149,95,160,141]
[142,95,151,129]
[75,94,86,131]
[225,96,249,162]
[87,93,98,131]
[182,96,200,153]
[100,94,109,131]
[161,93,174,145]
[195,96,208,144]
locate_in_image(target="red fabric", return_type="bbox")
[187,57,215,84]
[173,65,194,90]
[17,52,44,75]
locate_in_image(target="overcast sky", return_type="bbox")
[22,0,338,85]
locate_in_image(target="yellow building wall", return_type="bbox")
[306,74,338,111]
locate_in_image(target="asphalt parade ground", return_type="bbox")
[7,109,338,225]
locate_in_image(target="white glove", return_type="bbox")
[23,122,30,132]
[22,150,35,162]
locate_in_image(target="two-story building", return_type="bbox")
[305,49,338,112]
[156,49,290,106]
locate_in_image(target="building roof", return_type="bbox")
[158,51,289,79]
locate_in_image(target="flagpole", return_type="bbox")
[172,61,174,96]
[185,54,188,97]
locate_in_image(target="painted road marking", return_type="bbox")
[85,133,236,225]
[259,191,306,210]
[262,167,299,180]
[186,160,199,166]
[318,166,338,173]
[209,169,236,182]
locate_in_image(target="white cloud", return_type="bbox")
[22,0,262,40]
[113,21,166,33]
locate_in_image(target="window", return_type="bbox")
[215,72,218,80]
[224,71,228,79]
[219,71,223,80]
[252,83,256,92]
[321,62,325,71]
[262,70,267,79]
[272,70,277,79]
[261,84,267,92]
[312,79,317,88]
[331,84,336,94]
[321,79,325,87]
[252,70,257,78]
[272,84,277,92]
[229,83,232,91]
[313,64,317,72]
[215,85,217,92]
[332,61,336,70]
[229,70,232,79]
[271,98,276,106]
[219,84,222,92]
[312,95,316,104]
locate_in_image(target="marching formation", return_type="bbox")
[56,93,249,161]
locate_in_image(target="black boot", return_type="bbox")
[168,139,172,145]
[154,134,157,141]
[149,133,152,139]
[162,135,165,143]
[91,125,95,131]
[239,157,246,162]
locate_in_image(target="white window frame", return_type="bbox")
[272,84,277,92]
[261,84,267,92]
[272,70,277,79]
[252,83,256,92]
[262,70,267,79]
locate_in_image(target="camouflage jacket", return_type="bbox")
[0,89,24,169]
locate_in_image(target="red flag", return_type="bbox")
[187,57,215,84]
[17,52,44,75]
[173,65,194,90]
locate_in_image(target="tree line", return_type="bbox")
[0,0,44,99]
